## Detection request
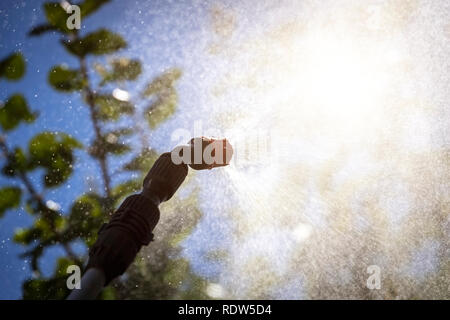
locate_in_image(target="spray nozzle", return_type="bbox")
[171,136,233,170]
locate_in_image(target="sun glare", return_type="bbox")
[186,0,447,299]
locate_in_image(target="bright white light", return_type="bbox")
[105,133,118,144]
[182,0,447,299]
[274,34,393,138]
[292,223,312,243]
[46,200,61,211]
[206,283,226,298]
[112,88,130,102]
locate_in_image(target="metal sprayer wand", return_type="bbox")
[67,137,233,300]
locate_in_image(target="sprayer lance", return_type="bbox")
[143,137,233,202]
[68,137,233,300]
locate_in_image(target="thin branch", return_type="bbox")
[79,57,112,198]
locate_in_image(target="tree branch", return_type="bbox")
[0,135,79,264]
[79,57,112,198]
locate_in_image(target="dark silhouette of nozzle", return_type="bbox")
[171,136,233,170]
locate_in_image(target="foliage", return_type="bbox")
[94,94,134,121]
[0,94,36,131]
[143,68,181,129]
[0,187,21,217]
[0,53,25,81]
[48,65,84,92]
[62,29,127,57]
[96,58,142,86]
[1,0,205,300]
[28,132,82,187]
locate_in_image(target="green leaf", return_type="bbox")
[0,53,26,81]
[22,257,78,300]
[0,187,21,217]
[28,132,82,187]
[99,286,116,300]
[63,29,127,57]
[43,2,72,34]
[80,0,111,18]
[14,227,40,245]
[66,194,106,246]
[142,69,181,129]
[30,0,110,37]
[112,179,141,202]
[94,94,134,121]
[48,65,84,92]
[97,58,142,85]
[55,257,77,277]
[0,94,36,131]
[13,214,60,245]
[2,147,27,177]
[23,277,69,300]
[123,148,159,172]
[142,68,182,97]
[145,87,178,129]
[89,130,131,158]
